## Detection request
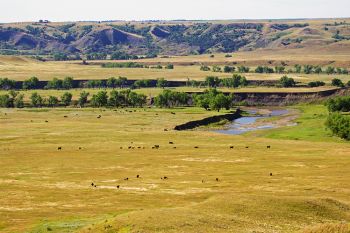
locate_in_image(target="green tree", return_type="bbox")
[47,96,59,107]
[14,94,24,108]
[294,64,302,73]
[205,76,220,88]
[61,92,73,106]
[62,77,74,89]
[78,91,90,107]
[91,91,108,107]
[0,94,13,107]
[156,78,168,89]
[166,64,174,69]
[210,93,232,112]
[303,65,314,74]
[30,92,44,107]
[107,77,117,88]
[23,76,39,89]
[314,66,323,74]
[279,76,296,87]
[326,66,335,75]
[223,66,235,73]
[46,78,63,89]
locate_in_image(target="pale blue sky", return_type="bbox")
[1,0,349,23]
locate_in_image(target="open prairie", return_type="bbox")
[0,54,350,83]
[1,105,350,233]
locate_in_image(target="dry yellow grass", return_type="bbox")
[0,105,350,233]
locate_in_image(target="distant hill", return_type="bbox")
[0,19,350,58]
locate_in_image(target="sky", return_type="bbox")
[1,0,349,23]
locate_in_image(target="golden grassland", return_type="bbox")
[1,53,350,82]
[0,105,350,233]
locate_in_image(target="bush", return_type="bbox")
[326,96,350,112]
[308,81,325,87]
[331,78,344,87]
[223,66,235,73]
[166,64,174,69]
[200,65,210,71]
[0,94,13,107]
[326,112,350,140]
[279,76,296,87]
[237,66,250,73]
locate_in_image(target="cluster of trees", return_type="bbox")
[101,62,145,68]
[45,77,74,89]
[325,96,350,140]
[0,78,16,90]
[0,90,147,108]
[102,62,174,69]
[154,90,189,108]
[194,89,233,112]
[204,75,248,88]
[200,64,349,75]
[0,91,24,108]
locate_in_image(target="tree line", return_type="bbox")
[0,90,147,108]
[200,64,349,75]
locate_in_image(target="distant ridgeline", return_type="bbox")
[0,20,335,58]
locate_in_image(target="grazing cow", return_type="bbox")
[216,178,219,182]
[267,146,271,149]
[154,145,160,149]
[171,112,176,115]
[64,116,68,118]
[169,142,174,144]
[230,146,234,149]
[117,185,120,188]
[194,146,199,149]
[45,120,49,123]
[245,146,249,149]
[138,146,141,149]
[128,146,132,149]
[173,147,177,149]
[202,180,204,183]
[120,147,123,149]
[91,182,94,186]
[124,178,129,181]
[57,147,62,150]
[136,175,140,178]
[270,173,273,176]
[164,129,168,131]
[94,185,97,187]
[79,147,82,150]
[97,115,101,119]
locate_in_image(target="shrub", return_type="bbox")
[279,76,296,87]
[308,81,325,87]
[331,78,344,87]
[326,96,350,112]
[326,112,350,140]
